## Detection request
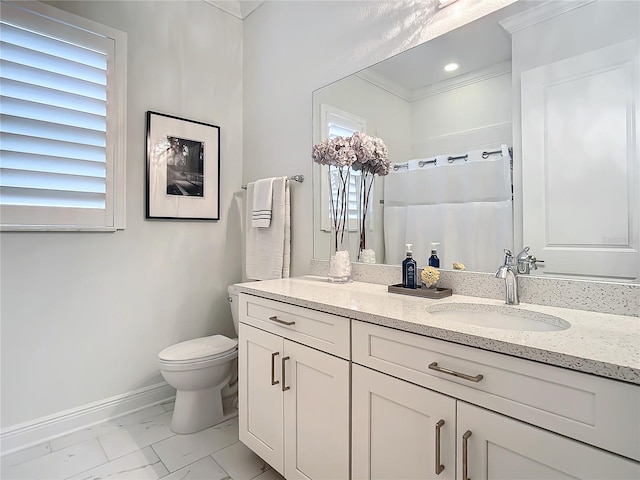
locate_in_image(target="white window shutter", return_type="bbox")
[0,0,126,231]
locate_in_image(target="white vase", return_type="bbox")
[356,171,376,263]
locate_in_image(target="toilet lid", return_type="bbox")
[158,335,238,362]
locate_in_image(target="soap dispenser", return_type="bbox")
[428,243,440,268]
[402,244,418,289]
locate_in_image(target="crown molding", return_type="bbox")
[410,60,511,101]
[499,0,596,34]
[355,69,412,101]
[356,60,511,103]
[203,0,264,20]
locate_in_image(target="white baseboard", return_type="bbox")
[1,382,175,456]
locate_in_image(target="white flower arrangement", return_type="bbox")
[350,132,390,176]
[312,136,356,167]
[311,132,389,172]
[351,132,389,260]
[312,136,356,259]
[312,133,390,270]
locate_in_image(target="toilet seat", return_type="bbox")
[159,335,238,364]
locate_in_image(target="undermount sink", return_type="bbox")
[425,303,571,332]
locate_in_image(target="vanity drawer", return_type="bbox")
[239,294,350,359]
[352,320,640,461]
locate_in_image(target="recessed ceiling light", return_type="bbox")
[444,63,459,72]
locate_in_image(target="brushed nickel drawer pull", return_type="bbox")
[269,315,295,326]
[281,356,290,392]
[271,352,280,386]
[428,362,484,383]
[462,430,472,480]
[435,419,445,475]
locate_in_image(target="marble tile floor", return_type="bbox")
[1,401,284,480]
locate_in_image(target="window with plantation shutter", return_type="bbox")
[0,0,126,231]
[319,104,367,232]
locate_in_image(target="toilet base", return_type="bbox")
[170,379,235,434]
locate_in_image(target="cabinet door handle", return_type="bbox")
[281,356,290,392]
[271,352,280,386]
[269,315,295,326]
[435,419,445,475]
[428,362,484,383]
[462,430,472,480]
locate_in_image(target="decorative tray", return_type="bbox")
[388,283,453,299]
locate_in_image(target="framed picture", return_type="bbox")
[146,111,220,220]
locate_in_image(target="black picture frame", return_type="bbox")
[146,111,220,220]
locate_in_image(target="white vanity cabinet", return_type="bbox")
[352,364,457,480]
[237,286,639,480]
[238,294,350,480]
[458,402,639,480]
[352,320,640,479]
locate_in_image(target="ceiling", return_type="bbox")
[361,1,534,95]
[204,0,265,19]
[204,0,534,96]
[203,0,535,95]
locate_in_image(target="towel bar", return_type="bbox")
[241,175,304,190]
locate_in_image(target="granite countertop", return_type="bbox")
[235,276,640,385]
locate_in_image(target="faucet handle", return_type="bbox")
[515,246,545,274]
[503,249,516,266]
[516,247,531,262]
[529,256,545,270]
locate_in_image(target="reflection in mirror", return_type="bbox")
[313,0,639,283]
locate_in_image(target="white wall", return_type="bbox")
[0,1,243,428]
[243,0,517,276]
[411,71,512,157]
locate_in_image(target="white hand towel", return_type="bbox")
[252,178,274,228]
[283,179,291,279]
[246,177,291,280]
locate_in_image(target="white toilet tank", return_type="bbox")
[228,285,240,335]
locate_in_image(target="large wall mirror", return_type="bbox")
[312,0,639,283]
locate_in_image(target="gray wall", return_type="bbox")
[0,0,243,428]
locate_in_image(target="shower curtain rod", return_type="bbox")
[393,146,513,171]
[418,159,437,167]
[482,147,513,159]
[393,163,409,171]
[447,154,468,163]
[241,174,304,190]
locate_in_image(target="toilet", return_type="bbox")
[158,285,240,434]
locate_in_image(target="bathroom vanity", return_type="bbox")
[236,277,640,480]
[238,294,350,479]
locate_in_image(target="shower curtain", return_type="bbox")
[384,146,513,272]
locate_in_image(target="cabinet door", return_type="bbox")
[352,364,456,480]
[283,340,350,480]
[238,323,284,475]
[458,402,640,480]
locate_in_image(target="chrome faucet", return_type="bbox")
[516,247,545,275]
[496,249,519,305]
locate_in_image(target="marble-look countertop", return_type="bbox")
[235,276,640,385]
